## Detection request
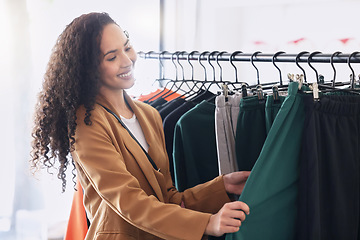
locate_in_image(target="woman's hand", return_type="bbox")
[223,171,251,196]
[204,201,250,237]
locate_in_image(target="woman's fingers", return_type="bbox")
[226,201,250,215]
[205,201,250,237]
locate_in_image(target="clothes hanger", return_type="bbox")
[183,51,211,101]
[216,51,228,83]
[205,51,222,90]
[312,51,360,97]
[161,51,193,99]
[270,51,287,102]
[272,51,286,86]
[347,51,360,89]
[247,51,279,94]
[228,51,249,97]
[250,51,265,100]
[251,51,262,85]
[146,51,181,102]
[330,51,342,87]
[307,51,322,84]
[144,51,170,102]
[182,50,203,95]
[295,51,309,84]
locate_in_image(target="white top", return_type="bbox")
[120,113,149,152]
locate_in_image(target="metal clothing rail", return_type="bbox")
[138,51,360,63]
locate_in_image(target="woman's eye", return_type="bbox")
[107,56,116,61]
[125,45,132,52]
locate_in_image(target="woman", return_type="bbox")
[31,12,250,240]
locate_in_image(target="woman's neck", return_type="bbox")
[99,87,133,119]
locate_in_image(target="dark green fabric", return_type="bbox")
[265,94,286,134]
[172,100,219,192]
[226,82,305,240]
[235,96,266,171]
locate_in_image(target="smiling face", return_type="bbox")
[99,23,137,92]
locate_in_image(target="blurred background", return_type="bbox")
[1,0,360,239]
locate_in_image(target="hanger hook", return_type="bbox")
[187,51,199,81]
[199,51,210,81]
[230,51,243,83]
[159,51,169,79]
[295,51,309,83]
[171,51,180,80]
[251,51,262,85]
[330,51,342,87]
[207,51,220,81]
[272,51,285,85]
[348,51,360,89]
[176,51,187,81]
[216,51,228,82]
[307,51,322,83]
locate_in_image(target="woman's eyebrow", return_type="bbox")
[103,39,130,57]
[104,49,117,57]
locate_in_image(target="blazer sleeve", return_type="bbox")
[151,106,230,214]
[73,106,212,240]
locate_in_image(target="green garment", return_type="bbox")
[226,82,305,240]
[235,96,266,171]
[265,94,286,134]
[172,100,219,192]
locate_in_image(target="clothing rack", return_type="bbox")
[138,51,360,63]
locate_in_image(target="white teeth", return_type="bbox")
[118,71,132,77]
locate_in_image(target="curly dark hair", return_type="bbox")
[30,12,117,192]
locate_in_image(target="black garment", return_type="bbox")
[297,94,360,240]
[235,96,267,171]
[159,98,186,120]
[163,101,196,181]
[149,97,167,108]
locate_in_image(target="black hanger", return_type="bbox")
[347,51,360,89]
[272,51,285,85]
[216,51,228,83]
[251,51,262,85]
[330,51,342,87]
[315,51,360,96]
[271,51,286,102]
[145,51,171,102]
[161,51,191,99]
[230,51,243,84]
[146,51,181,102]
[199,51,210,82]
[228,51,249,97]
[307,51,322,83]
[295,51,309,84]
[170,51,203,101]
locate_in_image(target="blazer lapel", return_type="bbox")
[96,93,165,202]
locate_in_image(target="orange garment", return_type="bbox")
[137,88,183,102]
[137,89,163,101]
[64,179,88,240]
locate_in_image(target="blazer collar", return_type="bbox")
[96,92,164,201]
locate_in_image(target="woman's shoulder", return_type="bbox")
[133,100,159,115]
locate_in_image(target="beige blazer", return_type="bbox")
[72,92,230,240]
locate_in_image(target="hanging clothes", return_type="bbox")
[226,81,306,240]
[264,94,286,134]
[297,93,360,240]
[235,95,267,171]
[215,93,242,175]
[172,100,219,192]
[159,98,186,120]
[163,90,216,182]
